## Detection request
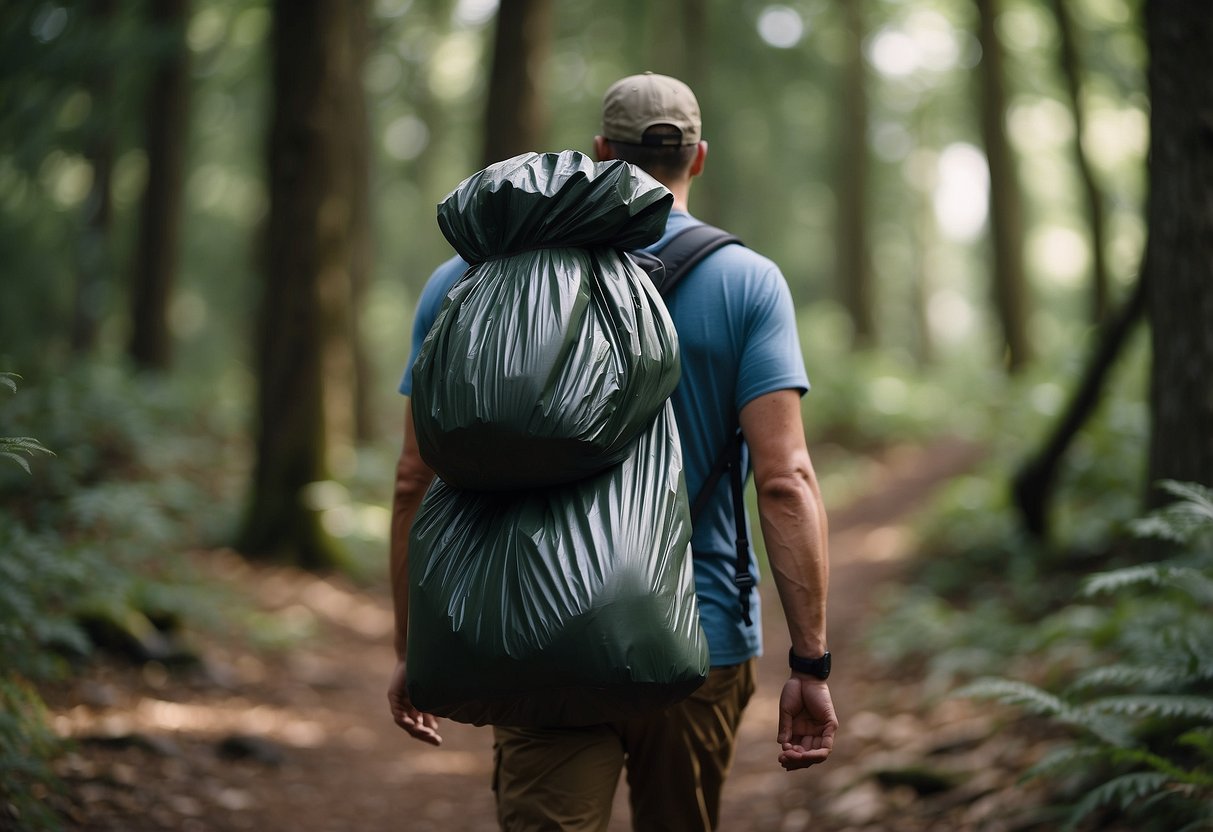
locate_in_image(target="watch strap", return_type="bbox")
[788,648,831,680]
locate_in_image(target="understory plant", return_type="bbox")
[0,365,243,830]
[0,373,52,471]
[963,481,1213,832]
[1,372,62,830]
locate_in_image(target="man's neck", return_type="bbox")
[666,181,691,212]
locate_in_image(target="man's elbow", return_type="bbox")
[394,453,434,505]
[756,462,821,510]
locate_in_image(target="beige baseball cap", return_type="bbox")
[601,72,701,146]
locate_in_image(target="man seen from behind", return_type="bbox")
[388,72,838,831]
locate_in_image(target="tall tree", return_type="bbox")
[1049,0,1111,324]
[975,0,1032,371]
[347,0,375,443]
[481,0,552,168]
[1144,1,1213,500]
[70,0,118,355]
[837,0,875,348]
[238,0,365,567]
[129,0,192,371]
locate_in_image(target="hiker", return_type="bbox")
[388,72,837,831]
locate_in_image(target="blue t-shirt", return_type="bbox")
[399,210,809,667]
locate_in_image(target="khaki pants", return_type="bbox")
[492,660,757,832]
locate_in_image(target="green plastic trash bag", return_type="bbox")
[411,150,679,491]
[405,401,709,727]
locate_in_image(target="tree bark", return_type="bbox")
[239,0,362,568]
[71,0,118,355]
[1049,0,1111,324]
[481,0,552,168]
[129,0,192,371]
[976,0,1032,372]
[1144,1,1213,503]
[837,0,876,348]
[347,1,375,443]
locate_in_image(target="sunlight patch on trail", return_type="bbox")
[55,698,341,749]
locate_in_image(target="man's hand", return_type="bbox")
[388,659,442,746]
[776,676,837,771]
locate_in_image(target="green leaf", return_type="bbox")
[1086,694,1213,723]
[0,451,32,473]
[1063,772,1172,831]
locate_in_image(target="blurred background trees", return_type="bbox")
[2,0,1211,827]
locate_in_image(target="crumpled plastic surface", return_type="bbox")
[406,401,708,727]
[411,150,679,490]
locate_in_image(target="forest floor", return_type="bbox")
[38,438,1061,832]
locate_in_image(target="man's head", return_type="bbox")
[595,72,707,190]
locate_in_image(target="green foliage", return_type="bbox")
[0,674,64,832]
[0,364,246,829]
[958,483,1213,832]
[0,373,54,473]
[796,302,1004,448]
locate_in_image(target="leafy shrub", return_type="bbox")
[0,373,52,472]
[0,675,63,832]
[0,364,246,831]
[0,372,64,831]
[961,481,1213,831]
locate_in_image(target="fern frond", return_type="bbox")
[1086,694,1213,724]
[1103,746,1213,787]
[1025,744,1110,780]
[960,678,1070,716]
[0,437,54,474]
[1156,480,1213,518]
[1130,481,1213,544]
[0,437,54,455]
[1071,664,1190,694]
[0,451,31,473]
[1062,772,1172,831]
[1081,565,1213,604]
[959,678,1133,747]
[1179,727,1213,760]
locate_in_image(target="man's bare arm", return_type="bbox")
[386,404,442,745]
[739,388,837,770]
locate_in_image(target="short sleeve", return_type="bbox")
[399,256,469,396]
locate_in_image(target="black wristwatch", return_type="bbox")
[788,648,831,680]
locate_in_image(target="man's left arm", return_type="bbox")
[739,388,838,771]
[386,405,442,746]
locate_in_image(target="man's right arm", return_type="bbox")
[738,388,838,771]
[386,404,441,745]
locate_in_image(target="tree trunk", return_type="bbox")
[837,0,876,348]
[911,111,937,366]
[678,0,720,222]
[129,0,192,371]
[1049,0,1111,324]
[1144,1,1213,503]
[481,0,552,168]
[347,1,375,443]
[976,0,1032,372]
[239,0,362,568]
[71,0,118,355]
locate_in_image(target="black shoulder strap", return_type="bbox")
[686,423,754,626]
[654,224,743,298]
[652,225,753,625]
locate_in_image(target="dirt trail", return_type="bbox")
[44,439,1050,832]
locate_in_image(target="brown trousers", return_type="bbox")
[492,660,757,832]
